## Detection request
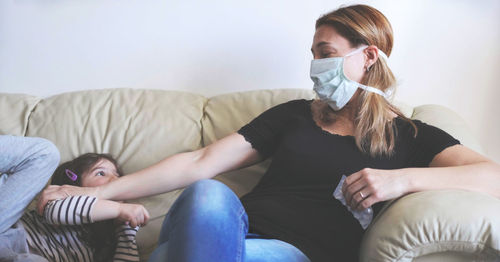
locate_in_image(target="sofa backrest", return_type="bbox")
[1,88,484,200]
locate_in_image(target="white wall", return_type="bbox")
[1,0,499,162]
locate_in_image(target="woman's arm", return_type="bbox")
[99,132,261,200]
[407,145,500,197]
[38,133,261,212]
[343,145,500,210]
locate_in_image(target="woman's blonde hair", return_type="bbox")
[311,4,416,157]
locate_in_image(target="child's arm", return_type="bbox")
[92,200,150,228]
[112,225,140,261]
[43,195,97,225]
[44,196,149,227]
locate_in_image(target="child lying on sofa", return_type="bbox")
[0,135,149,262]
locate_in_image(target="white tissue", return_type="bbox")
[333,175,373,229]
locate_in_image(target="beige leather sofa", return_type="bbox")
[1,88,499,261]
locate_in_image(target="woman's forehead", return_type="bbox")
[312,25,351,52]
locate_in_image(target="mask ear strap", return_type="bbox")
[345,45,368,57]
[358,84,390,98]
[358,47,392,99]
[341,45,390,61]
[377,49,389,61]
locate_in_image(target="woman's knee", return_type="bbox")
[169,179,243,222]
[184,179,239,210]
[187,179,234,197]
[157,180,248,257]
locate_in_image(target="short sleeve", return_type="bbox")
[409,120,461,167]
[237,99,308,159]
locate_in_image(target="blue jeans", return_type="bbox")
[0,135,60,261]
[148,179,311,262]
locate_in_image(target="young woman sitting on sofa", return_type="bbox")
[38,4,500,262]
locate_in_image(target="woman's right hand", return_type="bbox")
[117,203,150,228]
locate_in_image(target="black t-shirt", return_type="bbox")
[237,99,460,262]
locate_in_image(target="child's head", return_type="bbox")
[50,153,123,262]
[51,153,123,187]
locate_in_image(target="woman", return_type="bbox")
[39,4,500,262]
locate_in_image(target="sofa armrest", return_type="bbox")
[359,190,500,262]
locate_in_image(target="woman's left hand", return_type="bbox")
[342,168,411,211]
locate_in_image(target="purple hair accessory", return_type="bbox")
[65,169,78,181]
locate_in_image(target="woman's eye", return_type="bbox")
[321,53,333,58]
[96,171,105,176]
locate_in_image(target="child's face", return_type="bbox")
[81,159,120,187]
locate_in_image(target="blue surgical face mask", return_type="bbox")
[310,45,389,111]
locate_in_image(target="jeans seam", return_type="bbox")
[235,206,246,262]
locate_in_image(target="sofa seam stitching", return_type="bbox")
[395,240,500,261]
[200,98,209,148]
[24,98,42,137]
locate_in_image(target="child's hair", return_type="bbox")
[51,153,123,186]
[51,153,124,262]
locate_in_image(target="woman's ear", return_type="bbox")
[364,45,379,71]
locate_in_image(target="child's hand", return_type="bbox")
[117,203,150,228]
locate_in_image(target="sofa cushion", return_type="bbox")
[26,88,206,174]
[0,93,40,136]
[24,88,207,260]
[360,190,500,262]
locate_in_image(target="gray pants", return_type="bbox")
[0,135,60,261]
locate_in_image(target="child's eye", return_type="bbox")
[96,171,105,176]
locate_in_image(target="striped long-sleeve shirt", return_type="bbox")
[20,195,140,262]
